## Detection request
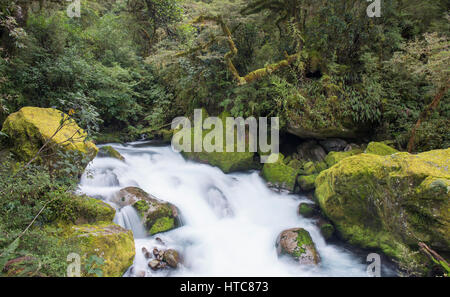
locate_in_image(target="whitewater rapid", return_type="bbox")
[78,141,372,277]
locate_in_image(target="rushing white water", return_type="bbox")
[79,141,372,277]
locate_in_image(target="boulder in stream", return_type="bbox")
[276,228,320,265]
[115,187,181,235]
[98,145,125,161]
[315,148,450,265]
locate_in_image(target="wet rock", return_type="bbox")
[206,186,233,218]
[142,247,152,259]
[298,203,318,218]
[163,249,181,268]
[276,228,320,265]
[261,153,297,192]
[155,237,166,245]
[98,145,125,161]
[135,270,146,277]
[319,138,348,153]
[114,187,181,235]
[148,259,160,270]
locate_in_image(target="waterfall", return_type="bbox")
[79,142,378,277]
[114,206,148,239]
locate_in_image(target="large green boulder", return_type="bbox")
[261,154,298,192]
[1,107,97,161]
[365,141,399,156]
[315,148,450,261]
[115,187,181,235]
[276,228,320,265]
[64,222,135,277]
[324,148,363,167]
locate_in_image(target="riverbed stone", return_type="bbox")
[276,228,320,265]
[163,249,181,268]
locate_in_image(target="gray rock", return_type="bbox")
[296,140,327,162]
[319,138,348,153]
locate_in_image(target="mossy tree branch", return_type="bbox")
[177,14,300,86]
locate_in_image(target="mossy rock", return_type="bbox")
[297,174,318,192]
[183,150,256,173]
[93,133,124,144]
[99,146,125,161]
[365,141,399,156]
[324,149,363,167]
[48,194,115,225]
[64,222,135,277]
[1,107,98,162]
[261,154,298,192]
[276,228,320,265]
[298,203,316,218]
[116,187,181,235]
[315,148,450,263]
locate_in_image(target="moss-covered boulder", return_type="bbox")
[324,148,363,167]
[49,194,115,225]
[261,154,298,192]
[65,222,135,277]
[116,187,181,235]
[1,107,97,161]
[316,218,335,241]
[183,150,256,173]
[297,174,318,192]
[315,148,450,261]
[276,228,320,265]
[298,203,317,218]
[98,146,125,161]
[365,141,399,156]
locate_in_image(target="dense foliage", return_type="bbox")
[0,0,448,276]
